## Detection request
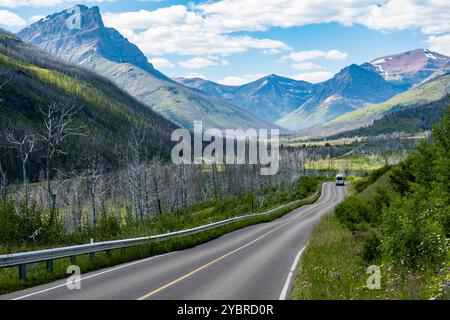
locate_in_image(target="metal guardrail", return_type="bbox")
[0,192,317,280]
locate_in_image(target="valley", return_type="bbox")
[0,2,449,303]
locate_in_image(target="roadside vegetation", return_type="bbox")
[291,106,450,300]
[0,176,323,294]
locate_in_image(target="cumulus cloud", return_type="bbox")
[290,71,333,83]
[182,72,207,79]
[427,34,450,56]
[0,9,26,27]
[148,57,175,69]
[179,57,221,69]
[291,62,323,70]
[286,49,348,62]
[217,74,266,86]
[103,7,290,57]
[0,0,112,8]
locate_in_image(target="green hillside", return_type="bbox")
[326,74,450,127]
[0,32,177,180]
[323,95,450,139]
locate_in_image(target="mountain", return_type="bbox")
[19,5,277,131]
[424,60,450,83]
[322,95,450,139]
[321,73,450,131]
[361,49,450,89]
[0,30,177,178]
[276,64,404,131]
[175,74,316,123]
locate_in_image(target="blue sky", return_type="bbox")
[0,0,448,85]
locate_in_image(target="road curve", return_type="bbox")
[1,182,347,300]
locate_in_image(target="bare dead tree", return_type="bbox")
[82,155,108,227]
[0,70,12,91]
[148,159,164,216]
[38,104,85,223]
[0,160,6,202]
[126,130,147,221]
[5,132,36,208]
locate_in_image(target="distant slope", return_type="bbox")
[176,75,316,123]
[0,30,177,178]
[19,5,277,131]
[276,64,403,131]
[322,95,449,139]
[361,49,449,88]
[324,73,450,129]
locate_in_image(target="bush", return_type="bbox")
[0,201,63,249]
[381,193,449,269]
[362,232,382,263]
[335,196,378,231]
[353,165,392,193]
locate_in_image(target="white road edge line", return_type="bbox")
[11,251,175,300]
[279,246,306,300]
[279,183,339,301]
[11,183,334,301]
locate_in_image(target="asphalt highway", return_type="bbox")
[1,182,347,300]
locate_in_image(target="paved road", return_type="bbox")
[1,182,347,300]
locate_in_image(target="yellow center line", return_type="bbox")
[136,223,287,300]
[137,184,339,301]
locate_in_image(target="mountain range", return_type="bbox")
[14,5,450,135]
[18,5,278,131]
[0,30,177,174]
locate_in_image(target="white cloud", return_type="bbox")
[0,0,112,8]
[427,34,450,56]
[286,49,348,62]
[217,73,266,86]
[104,0,449,58]
[182,72,207,79]
[103,5,289,57]
[0,9,26,27]
[148,57,175,69]
[179,57,220,69]
[290,71,333,83]
[291,62,323,70]
[28,15,45,23]
[197,0,374,33]
[361,0,450,35]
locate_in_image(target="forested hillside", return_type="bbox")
[0,31,177,182]
[292,105,450,299]
[323,95,450,139]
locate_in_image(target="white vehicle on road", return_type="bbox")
[336,174,345,186]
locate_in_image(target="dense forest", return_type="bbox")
[0,31,178,184]
[322,95,449,140]
[292,104,450,299]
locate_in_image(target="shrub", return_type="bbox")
[335,196,378,231]
[381,194,449,269]
[0,201,63,249]
[362,232,382,263]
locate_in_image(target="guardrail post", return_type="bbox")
[19,264,26,280]
[89,252,95,260]
[70,256,77,264]
[106,250,112,257]
[46,259,53,273]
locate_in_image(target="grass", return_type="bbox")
[328,74,450,125]
[0,184,323,295]
[290,214,448,300]
[291,215,438,300]
[290,171,449,300]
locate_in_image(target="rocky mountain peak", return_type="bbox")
[362,48,450,88]
[18,5,170,81]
